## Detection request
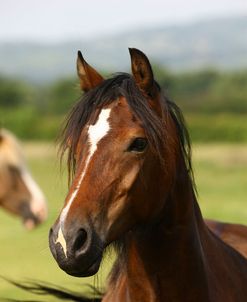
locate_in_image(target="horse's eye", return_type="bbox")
[128,138,148,153]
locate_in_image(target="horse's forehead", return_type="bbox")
[0,138,25,169]
[109,97,139,127]
[76,97,141,153]
[86,97,137,134]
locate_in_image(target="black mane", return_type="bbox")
[60,73,193,186]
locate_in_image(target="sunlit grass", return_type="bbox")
[193,144,247,223]
[0,142,246,299]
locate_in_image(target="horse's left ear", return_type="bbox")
[77,51,104,92]
[129,48,155,96]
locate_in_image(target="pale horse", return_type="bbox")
[0,129,47,229]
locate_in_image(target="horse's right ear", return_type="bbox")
[129,48,155,96]
[77,51,104,92]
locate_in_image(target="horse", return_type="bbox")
[45,48,247,302]
[206,219,247,258]
[0,128,47,229]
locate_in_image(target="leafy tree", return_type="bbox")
[47,78,80,115]
[0,76,33,108]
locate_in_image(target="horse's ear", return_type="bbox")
[129,48,155,95]
[77,51,104,92]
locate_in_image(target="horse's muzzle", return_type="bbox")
[49,224,104,277]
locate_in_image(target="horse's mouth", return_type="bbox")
[23,217,41,230]
[20,202,45,230]
[62,253,103,278]
[68,256,102,277]
[22,211,42,229]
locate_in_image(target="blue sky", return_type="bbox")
[1,0,247,42]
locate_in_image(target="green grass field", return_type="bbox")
[0,142,246,300]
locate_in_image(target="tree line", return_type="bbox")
[0,68,246,141]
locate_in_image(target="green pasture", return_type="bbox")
[0,142,246,300]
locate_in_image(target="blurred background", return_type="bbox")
[0,0,246,299]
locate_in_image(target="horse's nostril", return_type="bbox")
[73,229,88,254]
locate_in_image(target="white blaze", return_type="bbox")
[56,227,67,258]
[21,169,48,221]
[56,108,111,256]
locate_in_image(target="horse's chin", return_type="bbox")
[62,254,103,278]
[23,219,36,230]
[68,259,102,278]
[23,217,41,230]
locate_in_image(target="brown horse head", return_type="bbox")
[49,49,191,277]
[0,129,47,229]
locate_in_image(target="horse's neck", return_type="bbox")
[104,168,211,302]
[0,167,8,200]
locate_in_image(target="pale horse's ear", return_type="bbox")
[77,51,104,92]
[129,48,155,96]
[0,130,3,144]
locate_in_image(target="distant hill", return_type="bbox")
[0,16,247,83]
